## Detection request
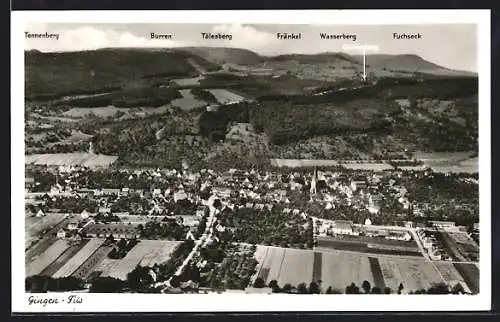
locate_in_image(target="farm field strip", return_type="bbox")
[315,239,422,257]
[434,261,466,284]
[321,251,374,292]
[378,257,443,293]
[26,239,70,277]
[437,231,468,262]
[269,159,394,170]
[207,89,245,105]
[312,252,322,283]
[368,257,386,289]
[317,235,419,251]
[98,240,182,280]
[170,89,207,110]
[25,214,68,247]
[72,245,114,280]
[447,232,479,261]
[138,241,182,267]
[39,240,90,277]
[25,153,119,168]
[261,247,285,283]
[413,152,478,173]
[52,238,105,278]
[313,246,423,260]
[253,246,468,293]
[453,263,479,294]
[253,246,270,282]
[172,75,204,86]
[276,249,314,287]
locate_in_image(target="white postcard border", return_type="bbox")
[11,9,491,312]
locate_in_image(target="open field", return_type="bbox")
[207,89,246,105]
[447,232,479,262]
[434,261,466,285]
[270,159,394,171]
[413,151,478,173]
[315,237,422,257]
[25,153,119,168]
[96,240,181,280]
[436,231,468,262]
[368,257,385,289]
[321,251,374,292]
[253,245,450,293]
[62,105,171,119]
[72,245,114,280]
[378,257,443,293]
[254,246,313,287]
[39,240,90,276]
[45,130,93,146]
[453,263,479,294]
[26,239,70,277]
[270,159,340,168]
[170,89,207,110]
[31,113,81,123]
[332,234,419,249]
[25,213,67,247]
[52,238,105,278]
[172,75,204,86]
[341,163,394,171]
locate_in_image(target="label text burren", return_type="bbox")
[319,33,357,41]
[151,32,173,40]
[25,31,59,40]
[201,32,232,40]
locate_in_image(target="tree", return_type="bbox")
[326,286,334,294]
[309,281,320,294]
[362,280,371,294]
[253,277,265,288]
[25,275,50,293]
[371,287,382,294]
[297,283,309,294]
[427,282,450,294]
[383,287,392,294]
[282,283,293,293]
[212,198,222,209]
[170,275,181,288]
[398,283,404,294]
[345,282,360,294]
[269,280,281,293]
[90,277,125,293]
[127,266,153,291]
[451,283,466,295]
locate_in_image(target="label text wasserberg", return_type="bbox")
[319,33,357,41]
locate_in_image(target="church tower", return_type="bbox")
[89,141,95,154]
[310,167,318,198]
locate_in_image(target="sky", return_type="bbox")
[24,23,477,72]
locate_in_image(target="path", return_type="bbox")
[156,195,220,292]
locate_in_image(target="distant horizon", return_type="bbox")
[24,23,478,73]
[24,46,477,74]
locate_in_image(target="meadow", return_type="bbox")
[252,245,457,294]
[95,240,181,280]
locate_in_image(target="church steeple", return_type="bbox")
[310,167,317,197]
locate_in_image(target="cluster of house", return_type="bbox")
[314,219,359,236]
[364,227,412,241]
[417,230,447,261]
[313,217,412,241]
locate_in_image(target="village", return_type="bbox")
[24,163,480,294]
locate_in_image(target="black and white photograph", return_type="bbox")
[11,10,491,312]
